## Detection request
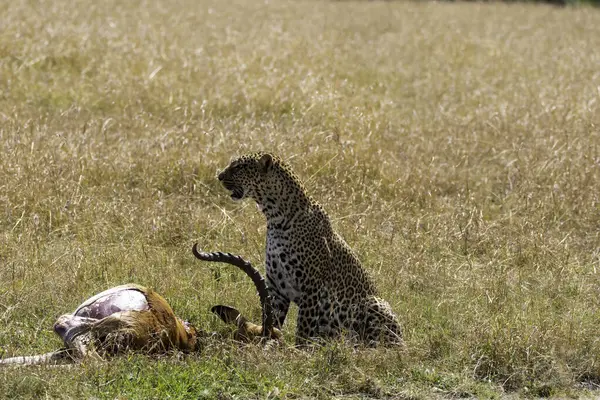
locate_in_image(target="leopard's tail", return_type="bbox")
[192,243,274,338]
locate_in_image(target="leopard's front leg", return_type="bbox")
[294,298,322,347]
[266,278,291,329]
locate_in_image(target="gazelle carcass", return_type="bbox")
[0,284,198,365]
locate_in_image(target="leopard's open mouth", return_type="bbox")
[222,181,244,200]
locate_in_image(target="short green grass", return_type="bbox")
[1,0,600,398]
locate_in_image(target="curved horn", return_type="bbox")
[0,349,70,366]
[192,243,274,338]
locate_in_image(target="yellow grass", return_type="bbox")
[1,0,600,397]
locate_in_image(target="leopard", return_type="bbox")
[216,152,403,347]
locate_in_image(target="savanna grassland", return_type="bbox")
[1,0,600,398]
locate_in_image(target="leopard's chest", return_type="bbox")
[265,227,305,302]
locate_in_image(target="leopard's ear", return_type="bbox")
[259,153,273,174]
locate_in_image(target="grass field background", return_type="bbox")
[1,0,600,398]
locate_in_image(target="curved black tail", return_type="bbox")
[192,243,274,337]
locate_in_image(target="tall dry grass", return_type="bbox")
[1,0,599,397]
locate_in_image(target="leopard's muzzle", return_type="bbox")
[219,178,244,200]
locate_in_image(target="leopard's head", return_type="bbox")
[217,152,276,202]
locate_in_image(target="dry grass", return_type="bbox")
[1,0,600,398]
